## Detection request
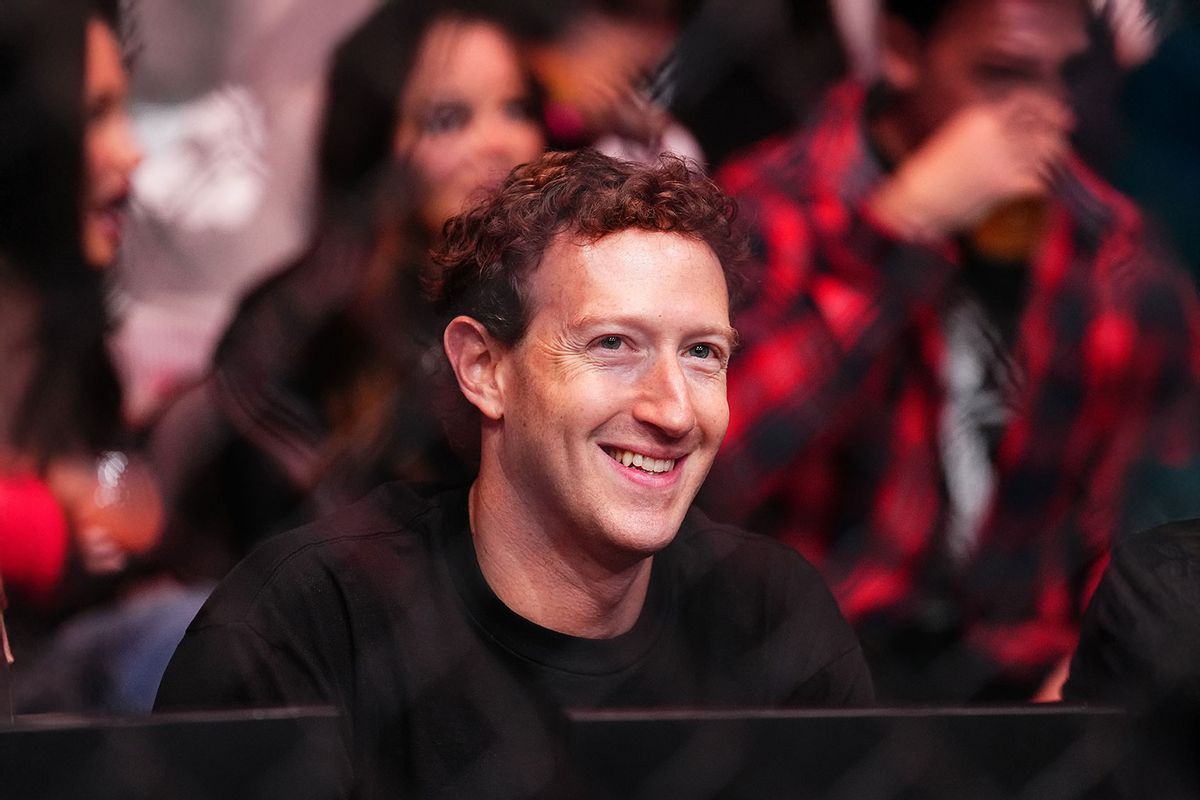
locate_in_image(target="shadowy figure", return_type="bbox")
[150,1,546,581]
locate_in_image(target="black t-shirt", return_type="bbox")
[155,484,872,798]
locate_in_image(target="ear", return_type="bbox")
[879,16,922,93]
[443,316,507,421]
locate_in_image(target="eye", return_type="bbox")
[86,92,119,126]
[687,343,715,359]
[597,335,623,350]
[972,62,1040,89]
[504,96,537,122]
[423,103,470,135]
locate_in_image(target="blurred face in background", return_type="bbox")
[81,17,142,269]
[394,18,545,237]
[883,0,1088,152]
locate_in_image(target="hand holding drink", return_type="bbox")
[45,451,163,574]
[867,89,1072,249]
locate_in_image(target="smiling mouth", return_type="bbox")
[604,447,676,474]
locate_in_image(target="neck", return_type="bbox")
[468,477,653,639]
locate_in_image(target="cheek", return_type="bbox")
[508,125,546,163]
[910,80,959,135]
[913,48,975,122]
[417,140,483,223]
[693,378,730,439]
[411,147,468,230]
[410,136,468,186]
[533,371,611,436]
[84,134,106,186]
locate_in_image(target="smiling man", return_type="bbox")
[155,149,871,798]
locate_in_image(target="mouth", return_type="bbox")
[91,191,130,227]
[603,446,677,475]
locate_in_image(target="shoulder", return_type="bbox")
[1084,520,1200,632]
[215,217,372,372]
[1109,520,1200,585]
[1058,155,1178,292]
[156,483,460,713]
[668,506,873,705]
[717,135,807,199]
[189,483,450,629]
[1056,158,1199,360]
[1066,519,1200,706]
[1082,518,1200,654]
[1059,156,1141,238]
[671,506,840,609]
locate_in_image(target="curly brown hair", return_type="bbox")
[430,148,746,344]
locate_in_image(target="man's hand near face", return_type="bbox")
[867,90,1074,243]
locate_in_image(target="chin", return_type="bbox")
[606,512,685,559]
[83,234,116,269]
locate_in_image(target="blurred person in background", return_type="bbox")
[2,0,143,598]
[106,0,379,428]
[148,0,546,582]
[701,0,1200,702]
[517,0,849,169]
[0,0,203,714]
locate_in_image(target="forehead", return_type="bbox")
[932,0,1089,55]
[85,19,126,95]
[528,229,730,326]
[402,19,523,106]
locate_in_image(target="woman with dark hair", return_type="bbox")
[151,0,546,579]
[1,0,155,603]
[0,0,192,715]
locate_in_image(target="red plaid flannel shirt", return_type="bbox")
[706,82,1200,690]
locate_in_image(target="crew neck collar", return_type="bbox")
[440,489,673,676]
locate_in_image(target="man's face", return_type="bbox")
[890,0,1089,147]
[82,18,141,269]
[492,229,734,566]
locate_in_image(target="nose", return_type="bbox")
[631,353,697,439]
[113,110,144,177]
[474,111,539,167]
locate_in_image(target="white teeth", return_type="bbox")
[607,448,675,474]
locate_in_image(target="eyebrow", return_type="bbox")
[569,314,739,346]
[413,95,469,113]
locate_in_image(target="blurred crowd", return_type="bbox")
[2,0,1199,717]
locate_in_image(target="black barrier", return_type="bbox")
[0,707,344,800]
[1,704,1193,798]
[565,705,1135,800]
